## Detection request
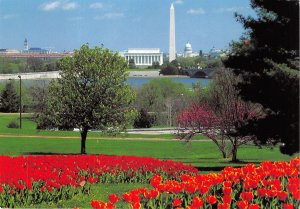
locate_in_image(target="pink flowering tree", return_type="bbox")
[177,69,264,162]
[177,101,262,162]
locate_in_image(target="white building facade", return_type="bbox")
[123,48,163,67]
[184,42,199,57]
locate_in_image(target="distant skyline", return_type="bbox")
[0,0,255,53]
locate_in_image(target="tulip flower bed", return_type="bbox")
[91,157,300,209]
[0,155,197,207]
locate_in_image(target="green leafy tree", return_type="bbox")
[223,0,299,155]
[135,78,190,126]
[0,82,19,112]
[27,57,44,72]
[159,64,179,75]
[133,108,154,128]
[43,44,135,154]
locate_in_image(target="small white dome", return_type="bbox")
[185,42,192,49]
[184,42,192,55]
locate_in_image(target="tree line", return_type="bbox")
[0,57,58,74]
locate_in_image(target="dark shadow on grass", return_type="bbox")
[23,152,81,155]
[221,160,262,164]
[160,157,218,160]
[195,165,250,171]
[23,152,120,156]
[195,166,228,171]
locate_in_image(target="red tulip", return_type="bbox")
[108,194,118,204]
[248,204,259,209]
[222,195,231,204]
[223,187,232,196]
[277,191,288,201]
[206,195,217,205]
[237,200,248,209]
[240,192,254,202]
[173,198,182,207]
[217,203,230,209]
[283,203,294,209]
[191,196,204,208]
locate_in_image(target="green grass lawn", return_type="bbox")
[0,113,206,140]
[0,137,294,168]
[17,183,150,209]
[1,113,298,208]
[0,113,296,169]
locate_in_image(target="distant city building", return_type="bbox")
[123,48,163,67]
[0,38,72,59]
[21,38,50,54]
[169,3,176,62]
[184,42,192,56]
[183,42,198,57]
[0,49,20,54]
[208,47,227,58]
[23,47,49,54]
[24,38,29,50]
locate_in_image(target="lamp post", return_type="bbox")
[18,75,22,129]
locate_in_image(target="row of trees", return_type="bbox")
[0,57,58,74]
[0,80,48,113]
[159,57,223,76]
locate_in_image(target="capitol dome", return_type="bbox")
[184,42,193,56]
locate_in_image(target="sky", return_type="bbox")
[0,0,255,53]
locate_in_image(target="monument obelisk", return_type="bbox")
[169,3,176,62]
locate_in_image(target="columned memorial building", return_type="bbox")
[123,48,163,67]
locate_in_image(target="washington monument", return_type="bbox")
[169,3,176,62]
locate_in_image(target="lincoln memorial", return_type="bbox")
[123,48,163,67]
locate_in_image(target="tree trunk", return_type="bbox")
[221,150,227,159]
[220,135,227,158]
[231,141,238,162]
[80,127,88,154]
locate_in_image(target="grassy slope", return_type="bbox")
[0,113,296,168]
[20,183,150,209]
[0,137,293,168]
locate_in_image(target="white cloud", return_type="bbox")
[62,2,78,10]
[187,8,205,15]
[1,14,17,20]
[214,7,245,13]
[41,1,78,11]
[174,0,183,4]
[95,12,124,20]
[41,1,61,11]
[89,2,103,9]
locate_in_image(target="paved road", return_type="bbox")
[0,70,189,80]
